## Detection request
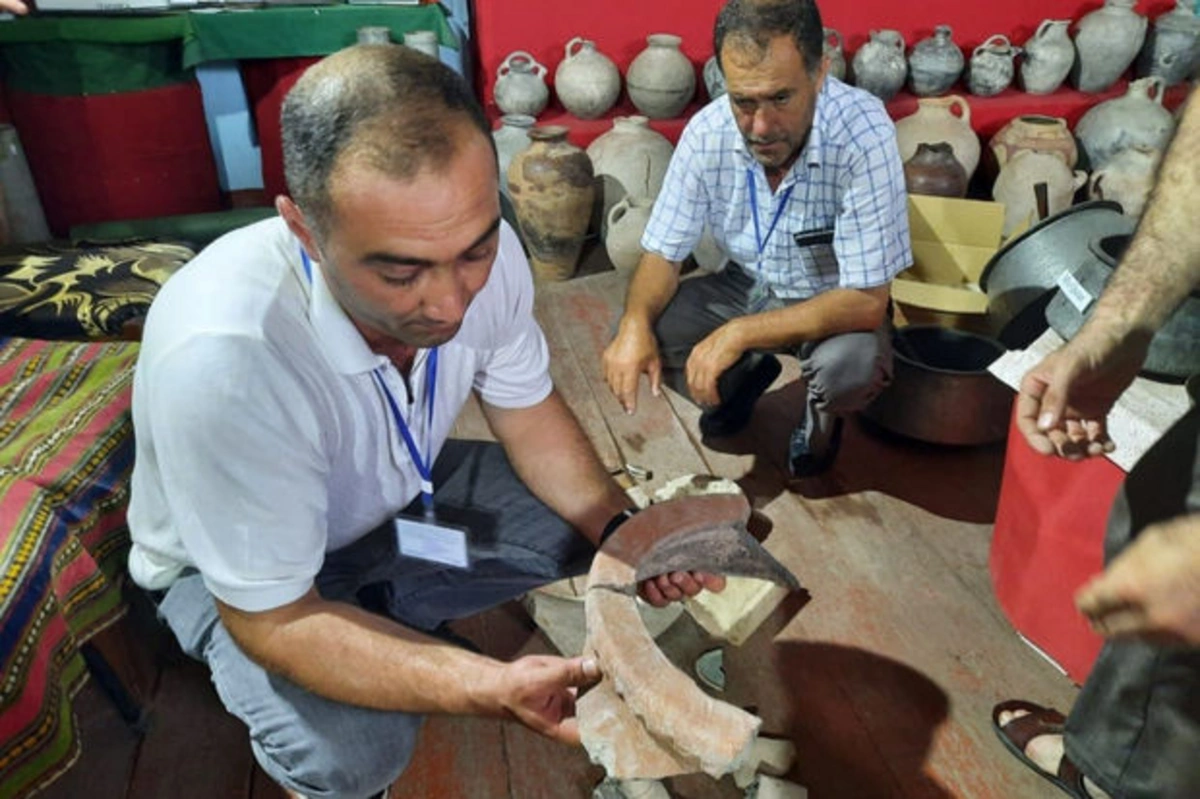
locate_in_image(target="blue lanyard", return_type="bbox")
[300,249,439,514]
[747,169,795,262]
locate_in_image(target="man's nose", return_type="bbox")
[424,267,469,323]
[751,106,774,138]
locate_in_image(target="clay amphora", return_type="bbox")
[1075,77,1176,169]
[703,55,726,100]
[1071,0,1148,92]
[989,114,1078,170]
[494,51,549,117]
[908,25,964,96]
[493,114,535,195]
[894,95,981,179]
[555,38,621,119]
[967,35,1020,97]
[1088,145,1164,218]
[586,115,674,233]
[852,29,907,101]
[993,150,1088,238]
[1020,19,1074,94]
[605,196,654,275]
[1136,0,1200,86]
[904,142,969,198]
[627,34,696,119]
[824,28,847,81]
[507,126,596,282]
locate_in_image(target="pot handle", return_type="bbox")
[983,33,1011,51]
[1089,171,1106,200]
[565,36,587,59]
[824,27,843,49]
[1034,18,1054,40]
[947,95,972,125]
[608,197,631,230]
[500,50,535,77]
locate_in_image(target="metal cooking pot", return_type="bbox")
[1045,233,1200,380]
[862,326,1012,446]
[980,201,1135,348]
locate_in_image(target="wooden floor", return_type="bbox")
[40,267,1079,799]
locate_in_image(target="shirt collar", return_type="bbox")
[731,78,829,182]
[302,251,388,376]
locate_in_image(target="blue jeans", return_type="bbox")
[156,440,594,799]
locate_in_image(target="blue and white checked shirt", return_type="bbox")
[641,77,911,300]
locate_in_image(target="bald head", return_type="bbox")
[714,0,825,74]
[281,45,493,234]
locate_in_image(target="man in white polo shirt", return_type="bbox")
[604,0,910,478]
[126,46,721,799]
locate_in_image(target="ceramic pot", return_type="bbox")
[605,195,654,275]
[492,114,535,195]
[852,29,907,101]
[904,142,968,197]
[555,37,621,120]
[403,30,439,59]
[1136,0,1200,87]
[824,28,846,81]
[627,34,696,119]
[989,114,1078,170]
[1087,145,1163,218]
[703,55,726,99]
[908,25,964,96]
[1020,19,1074,94]
[507,126,595,282]
[894,95,981,179]
[494,51,549,117]
[1072,0,1148,93]
[967,34,1020,97]
[1075,76,1176,170]
[586,115,674,233]
[993,150,1088,239]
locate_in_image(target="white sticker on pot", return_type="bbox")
[1057,271,1093,313]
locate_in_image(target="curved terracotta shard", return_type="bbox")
[581,494,799,779]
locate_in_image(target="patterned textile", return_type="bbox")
[0,242,193,341]
[641,77,911,299]
[0,337,139,799]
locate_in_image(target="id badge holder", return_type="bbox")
[394,511,472,570]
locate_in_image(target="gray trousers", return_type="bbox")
[655,263,893,447]
[1064,400,1200,799]
[156,440,594,799]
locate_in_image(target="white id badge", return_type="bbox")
[394,514,471,569]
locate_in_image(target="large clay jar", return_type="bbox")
[824,28,847,81]
[493,114,535,195]
[494,51,549,117]
[908,25,965,96]
[703,55,726,100]
[1020,20,1075,94]
[1072,0,1148,93]
[605,195,654,275]
[507,126,596,282]
[555,37,621,120]
[586,115,674,232]
[989,114,1078,170]
[904,142,968,197]
[993,150,1088,238]
[1088,145,1164,218]
[1075,77,1176,169]
[627,34,696,119]
[967,35,1020,97]
[852,29,907,101]
[894,95,981,179]
[1136,0,1200,87]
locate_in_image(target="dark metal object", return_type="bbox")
[634,523,801,590]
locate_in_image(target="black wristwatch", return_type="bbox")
[598,507,639,547]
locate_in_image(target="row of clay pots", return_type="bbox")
[494,34,696,122]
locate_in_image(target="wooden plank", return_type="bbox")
[35,679,142,799]
[388,716,510,799]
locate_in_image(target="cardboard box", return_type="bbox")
[892,195,1006,325]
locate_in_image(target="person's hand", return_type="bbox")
[1015,327,1148,459]
[1075,513,1200,646]
[493,655,601,745]
[638,570,726,607]
[685,325,744,407]
[603,318,662,415]
[0,0,30,14]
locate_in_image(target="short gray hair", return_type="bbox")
[714,0,824,75]
[281,45,493,234]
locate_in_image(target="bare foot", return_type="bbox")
[997,708,1112,799]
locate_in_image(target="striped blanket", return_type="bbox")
[0,337,139,799]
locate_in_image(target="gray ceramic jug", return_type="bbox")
[1136,0,1200,86]
[967,34,1020,97]
[852,29,907,101]
[908,25,964,96]
[1072,0,1148,93]
[1020,19,1074,94]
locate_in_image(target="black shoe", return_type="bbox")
[698,354,782,438]
[788,416,844,478]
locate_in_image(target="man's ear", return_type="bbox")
[276,195,321,262]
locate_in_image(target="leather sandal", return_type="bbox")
[992,699,1094,798]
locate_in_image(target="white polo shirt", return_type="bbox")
[127,217,551,612]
